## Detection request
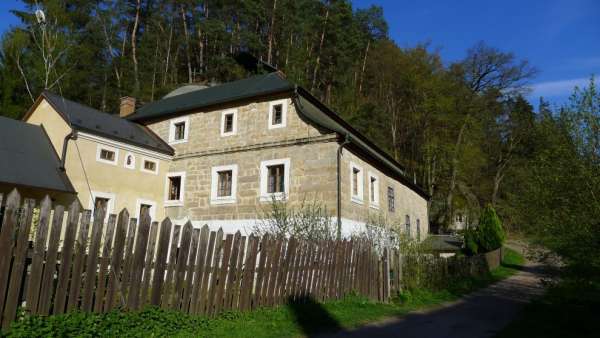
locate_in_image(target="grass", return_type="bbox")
[2,247,525,338]
[497,278,600,338]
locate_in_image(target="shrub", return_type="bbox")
[463,227,479,255]
[477,205,506,252]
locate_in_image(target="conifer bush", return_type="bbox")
[476,205,506,252]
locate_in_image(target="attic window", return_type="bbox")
[268,100,287,129]
[141,157,158,174]
[168,117,189,144]
[220,109,238,136]
[96,145,118,165]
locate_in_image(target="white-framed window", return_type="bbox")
[387,186,395,212]
[141,157,159,174]
[88,191,115,222]
[260,158,290,201]
[165,171,186,206]
[368,172,379,208]
[210,164,238,204]
[135,198,157,223]
[124,152,136,169]
[268,100,287,129]
[220,109,238,136]
[96,145,118,165]
[168,116,190,144]
[349,162,363,204]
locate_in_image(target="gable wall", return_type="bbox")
[25,99,169,221]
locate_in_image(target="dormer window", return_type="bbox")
[96,145,118,165]
[220,109,237,136]
[268,100,287,129]
[168,116,189,144]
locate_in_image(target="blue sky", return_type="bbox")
[353,0,599,108]
[1,1,598,108]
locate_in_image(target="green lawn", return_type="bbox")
[3,247,524,338]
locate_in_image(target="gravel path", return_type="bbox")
[318,246,547,338]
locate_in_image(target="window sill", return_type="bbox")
[351,196,363,205]
[369,203,380,210]
[164,200,184,207]
[220,132,236,137]
[97,159,117,166]
[210,197,236,205]
[267,123,286,130]
[168,139,188,145]
[260,193,286,202]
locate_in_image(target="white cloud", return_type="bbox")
[530,77,590,98]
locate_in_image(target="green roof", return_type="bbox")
[42,91,174,155]
[127,72,294,122]
[0,116,75,193]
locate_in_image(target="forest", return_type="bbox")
[0,1,598,276]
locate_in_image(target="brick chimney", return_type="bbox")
[119,96,136,118]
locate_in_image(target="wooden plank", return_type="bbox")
[140,221,159,308]
[104,209,129,312]
[197,229,217,315]
[52,202,80,315]
[2,198,34,327]
[205,229,223,315]
[127,210,151,310]
[253,235,270,308]
[26,196,52,314]
[266,238,283,306]
[161,224,180,308]
[150,218,172,306]
[213,233,233,315]
[81,205,106,312]
[230,235,246,311]
[38,205,65,315]
[223,231,241,311]
[239,235,258,311]
[170,222,192,310]
[310,243,323,300]
[67,210,91,312]
[93,214,116,312]
[181,227,200,313]
[301,243,315,298]
[189,225,209,314]
[276,238,295,304]
[120,219,137,307]
[0,189,21,321]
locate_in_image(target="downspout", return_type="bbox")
[336,134,350,239]
[60,130,77,171]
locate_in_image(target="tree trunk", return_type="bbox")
[131,0,141,94]
[267,0,278,65]
[180,5,193,83]
[358,40,370,95]
[311,7,329,91]
[446,120,467,229]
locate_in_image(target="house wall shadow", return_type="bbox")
[287,296,342,336]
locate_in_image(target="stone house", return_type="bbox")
[18,71,429,238]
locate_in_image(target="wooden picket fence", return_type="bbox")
[0,190,391,330]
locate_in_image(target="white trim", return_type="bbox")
[260,158,291,201]
[95,144,119,165]
[220,109,238,137]
[140,157,159,175]
[210,164,238,204]
[123,152,136,169]
[267,99,287,129]
[88,190,116,222]
[164,171,186,206]
[350,162,364,204]
[368,171,380,209]
[135,198,157,223]
[168,116,190,144]
[78,131,172,161]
